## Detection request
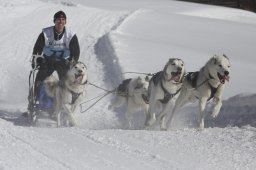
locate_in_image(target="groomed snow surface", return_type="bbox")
[0,0,256,169]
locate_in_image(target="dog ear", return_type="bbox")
[145,76,150,82]
[70,58,76,66]
[212,55,218,64]
[134,77,142,89]
[168,58,174,62]
[163,60,170,72]
[223,54,229,60]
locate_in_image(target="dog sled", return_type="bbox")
[26,68,58,127]
[25,55,89,127]
[25,55,59,127]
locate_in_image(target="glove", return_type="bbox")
[31,54,45,69]
[69,58,75,66]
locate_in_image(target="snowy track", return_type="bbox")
[1,120,256,170]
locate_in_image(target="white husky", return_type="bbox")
[109,76,150,127]
[44,61,88,127]
[175,54,231,129]
[145,58,185,130]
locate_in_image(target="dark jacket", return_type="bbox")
[33,27,80,61]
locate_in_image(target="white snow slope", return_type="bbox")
[0,0,256,169]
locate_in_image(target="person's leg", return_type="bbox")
[55,61,69,82]
[34,67,54,101]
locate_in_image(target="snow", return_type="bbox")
[0,0,256,169]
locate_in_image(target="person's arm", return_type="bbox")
[32,32,45,68]
[69,34,80,61]
[33,32,45,55]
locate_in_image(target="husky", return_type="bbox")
[145,58,185,130]
[109,76,150,128]
[44,61,88,127]
[175,54,231,129]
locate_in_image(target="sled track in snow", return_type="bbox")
[93,11,135,89]
[1,125,71,169]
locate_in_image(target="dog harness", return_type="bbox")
[151,71,181,104]
[186,71,218,101]
[117,78,149,104]
[68,90,82,105]
[59,79,87,105]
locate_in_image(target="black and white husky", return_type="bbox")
[145,58,185,130]
[109,76,150,127]
[44,61,88,127]
[175,54,231,129]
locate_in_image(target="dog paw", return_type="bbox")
[210,112,219,118]
[68,120,76,127]
[128,121,133,129]
[160,126,167,131]
[199,121,204,130]
[144,126,149,130]
[160,121,167,131]
[145,117,156,126]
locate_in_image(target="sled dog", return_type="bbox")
[145,58,185,130]
[45,61,88,127]
[175,54,231,129]
[109,76,150,127]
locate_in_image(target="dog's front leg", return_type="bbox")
[143,104,149,121]
[54,89,62,127]
[158,104,172,131]
[211,97,222,118]
[125,110,133,128]
[199,97,207,129]
[125,100,137,128]
[145,102,156,127]
[56,111,61,127]
[210,85,224,118]
[165,103,178,129]
[63,104,76,127]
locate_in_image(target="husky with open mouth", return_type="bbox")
[44,61,88,127]
[145,58,185,130]
[175,54,231,129]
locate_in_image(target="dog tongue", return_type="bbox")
[171,74,180,82]
[225,75,230,82]
[74,75,83,84]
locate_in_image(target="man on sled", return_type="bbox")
[25,10,80,124]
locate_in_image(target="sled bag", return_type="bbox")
[38,82,54,109]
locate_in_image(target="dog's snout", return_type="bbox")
[177,67,182,71]
[224,71,229,76]
[78,70,82,73]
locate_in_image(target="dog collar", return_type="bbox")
[81,80,88,85]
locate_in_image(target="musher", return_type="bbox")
[32,10,80,103]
